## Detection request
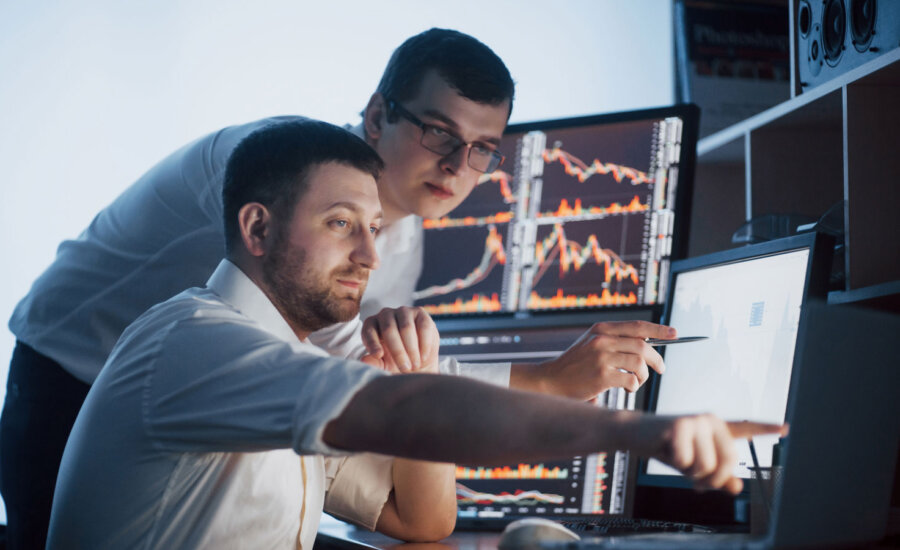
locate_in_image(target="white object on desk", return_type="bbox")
[498,517,580,549]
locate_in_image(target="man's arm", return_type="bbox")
[510,321,673,399]
[357,307,457,542]
[374,458,457,542]
[362,310,676,399]
[324,374,786,496]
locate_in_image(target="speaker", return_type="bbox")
[795,0,900,92]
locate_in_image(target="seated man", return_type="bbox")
[5,30,665,547]
[47,119,784,549]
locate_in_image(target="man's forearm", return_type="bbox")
[325,372,787,497]
[375,458,456,541]
[323,374,637,465]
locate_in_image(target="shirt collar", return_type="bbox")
[206,259,302,344]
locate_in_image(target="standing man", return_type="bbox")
[3,29,670,548]
[47,118,784,549]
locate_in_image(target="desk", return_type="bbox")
[315,518,502,550]
[315,518,900,550]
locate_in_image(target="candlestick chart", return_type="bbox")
[457,463,569,480]
[455,454,614,515]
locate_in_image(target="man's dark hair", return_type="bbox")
[375,28,515,119]
[223,118,384,252]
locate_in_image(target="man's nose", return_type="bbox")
[438,144,469,175]
[351,230,380,271]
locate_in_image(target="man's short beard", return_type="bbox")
[262,228,364,334]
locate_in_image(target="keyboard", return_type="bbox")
[560,517,716,535]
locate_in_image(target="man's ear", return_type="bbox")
[363,93,387,143]
[237,202,272,257]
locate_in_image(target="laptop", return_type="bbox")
[565,232,900,548]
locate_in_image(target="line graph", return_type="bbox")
[420,170,515,228]
[533,223,640,286]
[543,146,653,185]
[413,225,506,301]
[423,211,512,229]
[456,483,565,506]
[456,463,569,480]
[477,170,516,203]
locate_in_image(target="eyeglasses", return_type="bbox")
[386,99,505,173]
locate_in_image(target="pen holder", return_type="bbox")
[748,466,783,536]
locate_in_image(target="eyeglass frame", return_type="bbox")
[385,99,505,173]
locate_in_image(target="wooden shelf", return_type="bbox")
[697,47,900,157]
[828,281,900,313]
[690,47,900,310]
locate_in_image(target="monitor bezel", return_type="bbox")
[636,232,834,491]
[420,103,701,321]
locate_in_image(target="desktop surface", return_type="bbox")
[315,519,502,549]
[314,518,898,550]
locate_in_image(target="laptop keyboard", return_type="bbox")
[560,517,716,535]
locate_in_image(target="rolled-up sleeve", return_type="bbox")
[323,454,395,530]
[135,310,386,456]
[439,357,511,388]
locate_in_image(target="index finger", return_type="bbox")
[414,309,438,364]
[591,320,676,340]
[726,421,789,439]
[376,313,415,372]
[360,317,384,358]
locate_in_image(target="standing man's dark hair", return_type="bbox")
[375,28,515,120]
[222,119,384,252]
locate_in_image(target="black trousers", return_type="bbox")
[0,342,91,550]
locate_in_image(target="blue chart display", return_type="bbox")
[413,108,695,316]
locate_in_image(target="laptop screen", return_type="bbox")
[643,233,830,484]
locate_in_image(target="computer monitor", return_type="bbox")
[640,233,833,489]
[414,105,699,316]
[436,310,654,527]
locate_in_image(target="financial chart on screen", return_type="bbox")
[646,247,811,479]
[413,106,698,316]
[438,321,638,522]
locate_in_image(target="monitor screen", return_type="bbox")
[414,105,698,316]
[436,312,653,524]
[643,234,831,485]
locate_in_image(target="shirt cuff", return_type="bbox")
[438,357,511,388]
[323,453,394,531]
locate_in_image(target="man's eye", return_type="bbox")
[330,220,349,229]
[370,225,381,235]
[427,125,450,138]
[473,144,494,156]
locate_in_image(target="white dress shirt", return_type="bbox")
[9,116,511,387]
[47,260,395,549]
